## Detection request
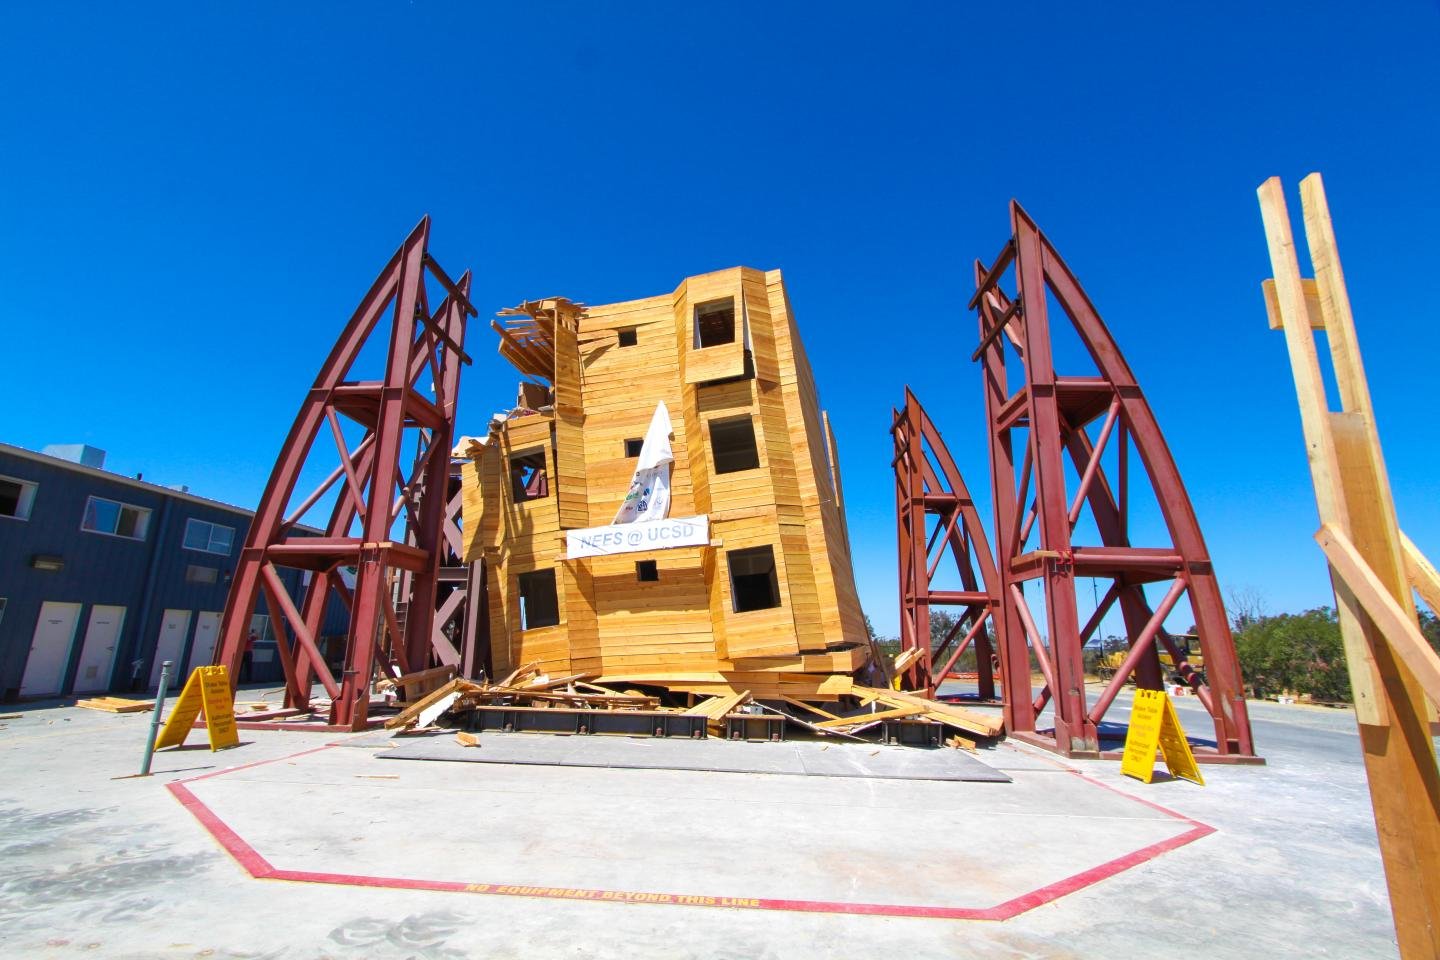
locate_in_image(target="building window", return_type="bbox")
[709,417,760,474]
[0,598,6,628]
[509,450,549,502]
[185,564,220,584]
[618,327,638,347]
[182,518,235,556]
[624,438,644,458]
[517,569,559,629]
[694,298,736,348]
[81,496,152,541]
[728,546,781,612]
[0,476,37,520]
[636,560,659,582]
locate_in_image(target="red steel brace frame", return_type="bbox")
[970,202,1257,760]
[215,217,476,730]
[892,389,1002,700]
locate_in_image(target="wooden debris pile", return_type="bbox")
[384,662,717,733]
[379,662,1004,748]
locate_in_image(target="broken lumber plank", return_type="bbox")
[574,680,629,697]
[384,677,481,729]
[813,704,927,728]
[523,672,599,691]
[777,694,842,722]
[684,689,750,720]
[455,732,480,747]
[498,660,541,688]
[852,685,1004,737]
[417,692,459,729]
[756,702,868,741]
[392,664,457,700]
[893,647,923,674]
[947,733,977,751]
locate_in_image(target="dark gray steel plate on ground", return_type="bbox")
[376,732,1011,782]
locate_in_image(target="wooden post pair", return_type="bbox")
[1258,173,1440,959]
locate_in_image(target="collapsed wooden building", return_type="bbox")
[458,268,876,703]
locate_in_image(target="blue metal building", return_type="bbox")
[0,442,347,701]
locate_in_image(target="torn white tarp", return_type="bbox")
[613,401,673,523]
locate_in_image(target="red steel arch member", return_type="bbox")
[213,217,475,730]
[969,201,1257,761]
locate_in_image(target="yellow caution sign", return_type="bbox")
[154,665,240,752]
[1121,688,1203,785]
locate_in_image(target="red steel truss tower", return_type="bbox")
[892,389,1003,701]
[214,217,475,730]
[969,202,1257,760]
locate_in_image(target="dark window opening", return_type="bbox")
[509,450,549,502]
[518,569,559,629]
[185,564,219,584]
[709,417,760,474]
[694,298,736,348]
[624,437,644,458]
[618,327,638,347]
[0,480,23,517]
[728,546,781,613]
[636,560,659,582]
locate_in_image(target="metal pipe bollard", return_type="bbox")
[139,660,173,777]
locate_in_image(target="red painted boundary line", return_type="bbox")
[168,742,1215,922]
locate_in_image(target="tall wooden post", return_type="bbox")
[1258,173,1440,958]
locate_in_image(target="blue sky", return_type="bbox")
[3,2,1437,637]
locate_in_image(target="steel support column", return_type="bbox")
[214,217,476,730]
[969,201,1257,760]
[892,389,1001,700]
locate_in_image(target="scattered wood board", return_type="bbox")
[851,686,1004,738]
[76,697,154,714]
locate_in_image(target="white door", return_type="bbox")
[21,601,82,697]
[150,609,191,688]
[188,611,222,672]
[74,605,126,693]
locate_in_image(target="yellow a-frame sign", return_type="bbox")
[154,665,240,752]
[1121,688,1203,785]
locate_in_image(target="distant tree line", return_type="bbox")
[863,599,1440,704]
[1233,605,1440,702]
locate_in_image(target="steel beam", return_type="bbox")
[214,218,474,730]
[968,201,1258,760]
[892,390,1001,698]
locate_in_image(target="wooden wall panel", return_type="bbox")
[553,304,587,529]
[766,271,868,649]
[468,266,869,685]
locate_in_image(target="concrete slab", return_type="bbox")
[0,686,1423,958]
[179,738,1192,916]
[374,731,1012,782]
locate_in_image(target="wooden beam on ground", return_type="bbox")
[813,705,926,728]
[777,694,841,722]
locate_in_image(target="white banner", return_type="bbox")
[566,515,709,559]
[613,401,673,524]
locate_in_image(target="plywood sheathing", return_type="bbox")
[460,268,870,697]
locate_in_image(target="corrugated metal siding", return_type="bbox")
[0,450,349,699]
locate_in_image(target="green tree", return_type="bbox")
[1234,606,1349,702]
[1419,609,1440,653]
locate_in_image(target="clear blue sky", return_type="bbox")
[3,2,1437,638]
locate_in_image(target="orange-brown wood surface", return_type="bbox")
[459,268,869,691]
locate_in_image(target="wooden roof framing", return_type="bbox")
[494,297,585,383]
